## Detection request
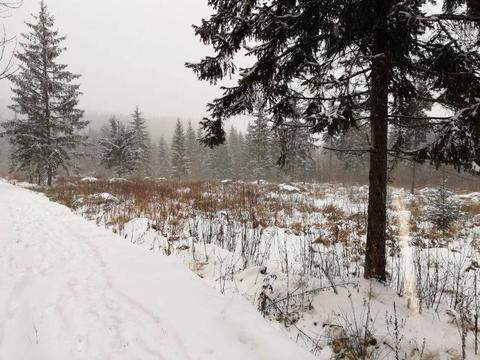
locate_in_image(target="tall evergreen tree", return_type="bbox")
[79,127,101,176]
[99,117,136,176]
[185,121,199,179]
[188,0,480,280]
[170,119,190,179]
[208,142,232,179]
[228,126,245,180]
[327,125,371,175]
[245,110,274,181]
[129,106,151,176]
[157,136,170,178]
[425,179,462,231]
[389,90,433,194]
[2,1,87,185]
[195,126,209,179]
[276,117,317,182]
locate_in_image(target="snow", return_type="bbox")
[473,161,480,173]
[278,183,301,193]
[0,180,314,360]
[80,177,98,183]
[89,192,119,203]
[11,181,39,189]
[108,177,128,183]
[393,195,418,314]
[176,187,191,194]
[457,191,480,202]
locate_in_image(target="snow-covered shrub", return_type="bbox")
[425,181,462,231]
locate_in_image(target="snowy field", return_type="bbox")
[0,180,315,360]
[3,177,480,359]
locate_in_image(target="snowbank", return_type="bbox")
[278,183,301,193]
[80,176,98,183]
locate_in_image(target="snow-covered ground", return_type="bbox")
[5,177,480,358]
[0,180,315,360]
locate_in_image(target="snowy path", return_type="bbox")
[0,181,314,360]
[393,195,418,314]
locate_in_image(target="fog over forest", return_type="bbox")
[0,0,251,170]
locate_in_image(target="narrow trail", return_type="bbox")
[0,181,314,360]
[393,194,418,314]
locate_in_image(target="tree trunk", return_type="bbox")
[364,3,391,281]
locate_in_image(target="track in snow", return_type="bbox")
[393,195,418,314]
[0,181,314,360]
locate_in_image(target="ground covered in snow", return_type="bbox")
[0,180,315,360]
[6,177,480,359]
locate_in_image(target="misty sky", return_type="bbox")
[0,0,443,133]
[0,0,232,121]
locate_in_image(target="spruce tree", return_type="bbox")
[185,121,199,179]
[129,106,151,176]
[208,142,232,179]
[99,117,136,176]
[188,0,480,280]
[157,136,170,178]
[425,179,462,231]
[195,126,209,179]
[79,127,101,177]
[276,118,317,182]
[389,92,432,194]
[245,110,274,181]
[228,126,245,180]
[327,126,371,175]
[2,1,87,185]
[170,119,190,179]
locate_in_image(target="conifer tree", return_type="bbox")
[195,126,209,179]
[99,117,136,176]
[188,0,480,280]
[185,121,199,179]
[245,110,274,181]
[228,126,245,180]
[157,136,170,178]
[129,106,151,176]
[171,119,190,179]
[327,126,371,175]
[389,92,432,194]
[276,118,317,182]
[208,142,232,179]
[79,127,101,177]
[425,179,462,231]
[2,1,87,185]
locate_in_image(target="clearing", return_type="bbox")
[0,180,314,360]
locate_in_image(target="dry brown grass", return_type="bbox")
[41,178,325,233]
[462,200,480,216]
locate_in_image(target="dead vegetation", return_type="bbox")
[40,178,326,232]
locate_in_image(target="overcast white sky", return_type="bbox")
[0,0,227,120]
[0,0,443,132]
